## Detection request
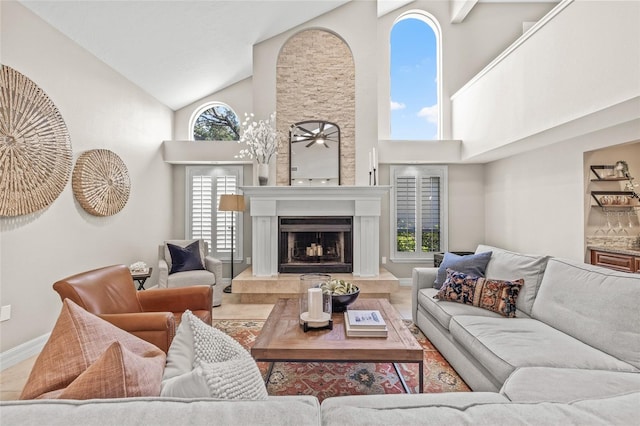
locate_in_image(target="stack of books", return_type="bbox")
[343,309,388,337]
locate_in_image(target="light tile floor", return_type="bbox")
[0,286,412,401]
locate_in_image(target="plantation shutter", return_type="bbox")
[391,166,447,259]
[191,175,213,251]
[421,176,440,253]
[395,175,417,252]
[215,174,238,255]
[187,166,243,259]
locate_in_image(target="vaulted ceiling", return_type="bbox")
[19,0,557,111]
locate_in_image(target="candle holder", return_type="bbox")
[299,273,333,332]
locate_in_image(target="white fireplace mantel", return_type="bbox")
[241,186,391,277]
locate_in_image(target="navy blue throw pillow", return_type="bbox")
[434,251,492,289]
[167,241,205,274]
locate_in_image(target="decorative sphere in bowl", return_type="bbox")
[320,279,360,312]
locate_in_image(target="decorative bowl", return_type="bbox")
[331,287,360,312]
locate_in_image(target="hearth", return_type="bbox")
[279,217,353,273]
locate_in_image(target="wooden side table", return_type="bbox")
[131,268,152,290]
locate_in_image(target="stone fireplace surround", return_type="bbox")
[241,186,390,278]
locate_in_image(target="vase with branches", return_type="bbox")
[236,112,280,165]
[236,112,281,185]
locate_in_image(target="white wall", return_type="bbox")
[0,2,174,353]
[452,0,640,162]
[484,122,640,260]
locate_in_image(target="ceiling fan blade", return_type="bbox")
[296,125,316,136]
[293,136,314,142]
[325,128,339,137]
[323,142,330,148]
[319,122,325,133]
[306,140,316,148]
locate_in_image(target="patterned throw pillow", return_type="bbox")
[161,310,268,400]
[434,269,524,318]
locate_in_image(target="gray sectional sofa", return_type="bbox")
[2,245,639,425]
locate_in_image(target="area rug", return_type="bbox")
[212,319,470,402]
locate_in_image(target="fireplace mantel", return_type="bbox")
[241,186,391,277]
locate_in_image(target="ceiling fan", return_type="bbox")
[290,120,340,148]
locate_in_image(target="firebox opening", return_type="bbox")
[278,217,353,274]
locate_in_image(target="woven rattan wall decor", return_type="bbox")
[0,65,73,217]
[72,149,131,216]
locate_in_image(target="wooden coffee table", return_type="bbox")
[251,298,424,393]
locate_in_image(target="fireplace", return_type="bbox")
[279,217,353,273]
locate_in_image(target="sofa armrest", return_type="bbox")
[98,312,175,352]
[411,267,438,323]
[138,285,213,313]
[158,259,169,288]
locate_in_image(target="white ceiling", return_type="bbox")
[20,0,351,110]
[19,0,558,111]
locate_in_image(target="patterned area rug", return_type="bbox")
[212,319,470,402]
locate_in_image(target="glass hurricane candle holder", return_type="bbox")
[299,273,333,332]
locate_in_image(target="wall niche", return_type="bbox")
[275,29,355,186]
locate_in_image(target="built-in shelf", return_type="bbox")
[589,165,637,209]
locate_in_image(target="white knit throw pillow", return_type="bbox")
[161,310,268,400]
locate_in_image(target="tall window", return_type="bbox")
[390,12,441,140]
[191,103,240,141]
[391,165,447,260]
[187,166,243,261]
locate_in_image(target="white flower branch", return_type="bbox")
[235,112,282,164]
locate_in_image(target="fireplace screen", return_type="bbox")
[279,217,353,273]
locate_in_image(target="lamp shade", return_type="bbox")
[218,194,246,212]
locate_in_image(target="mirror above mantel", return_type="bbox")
[289,120,340,186]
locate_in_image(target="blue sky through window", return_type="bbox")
[390,17,438,140]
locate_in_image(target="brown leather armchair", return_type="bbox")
[53,264,212,353]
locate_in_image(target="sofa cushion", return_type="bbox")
[161,310,268,400]
[20,299,165,400]
[435,269,523,317]
[167,241,205,274]
[449,316,637,385]
[532,258,640,370]
[434,251,492,288]
[419,287,529,331]
[167,269,215,286]
[0,396,322,426]
[501,367,640,403]
[321,392,639,426]
[475,245,549,316]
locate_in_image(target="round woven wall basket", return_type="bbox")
[0,65,73,217]
[72,149,131,216]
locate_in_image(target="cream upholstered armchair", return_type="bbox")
[158,239,223,307]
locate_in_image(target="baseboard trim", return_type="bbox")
[0,333,49,371]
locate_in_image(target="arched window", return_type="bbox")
[390,12,441,140]
[191,103,240,141]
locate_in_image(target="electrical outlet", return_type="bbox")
[381,257,387,264]
[0,305,11,322]
[246,257,251,265]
